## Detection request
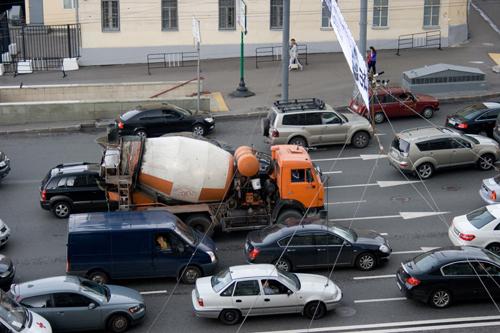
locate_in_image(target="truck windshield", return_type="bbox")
[211,268,233,293]
[0,292,28,332]
[175,220,197,245]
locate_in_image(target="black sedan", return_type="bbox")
[0,151,10,181]
[0,255,15,291]
[116,104,215,138]
[446,102,500,137]
[244,218,391,272]
[396,246,500,308]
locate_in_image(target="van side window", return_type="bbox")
[155,233,172,252]
[291,169,305,183]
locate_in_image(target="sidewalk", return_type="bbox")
[0,7,499,135]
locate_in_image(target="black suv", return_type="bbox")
[0,152,10,181]
[446,102,500,137]
[40,163,110,218]
[116,104,215,138]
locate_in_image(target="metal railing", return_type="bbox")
[146,52,198,75]
[396,30,441,55]
[255,44,308,68]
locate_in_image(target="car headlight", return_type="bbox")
[204,117,214,123]
[0,161,5,168]
[128,304,144,314]
[379,244,391,253]
[207,251,217,263]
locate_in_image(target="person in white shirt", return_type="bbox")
[289,38,303,71]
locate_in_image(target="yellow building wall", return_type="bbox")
[25,0,77,25]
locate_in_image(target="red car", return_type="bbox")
[349,87,440,124]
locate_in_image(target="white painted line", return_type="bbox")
[392,250,425,255]
[312,154,387,162]
[327,200,367,205]
[400,211,449,220]
[329,212,449,222]
[353,274,395,280]
[354,297,407,304]
[352,321,500,333]
[322,171,343,174]
[380,233,389,236]
[329,214,400,222]
[326,183,378,189]
[140,290,168,295]
[420,246,439,252]
[360,154,388,160]
[472,2,500,35]
[252,315,500,333]
[374,133,386,136]
[469,61,485,64]
[326,180,421,189]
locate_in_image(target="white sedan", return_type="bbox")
[449,204,500,255]
[192,264,342,325]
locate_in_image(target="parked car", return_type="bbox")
[9,276,145,333]
[349,87,439,124]
[396,246,500,308]
[192,264,342,325]
[115,104,215,138]
[244,217,391,272]
[0,290,51,333]
[0,152,10,181]
[262,98,373,148]
[0,255,15,291]
[67,210,217,284]
[0,219,10,248]
[480,174,500,204]
[448,204,500,255]
[446,102,500,137]
[388,126,500,179]
[40,162,110,218]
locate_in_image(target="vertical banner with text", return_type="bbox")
[322,0,369,108]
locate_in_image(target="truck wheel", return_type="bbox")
[185,214,214,237]
[276,209,303,225]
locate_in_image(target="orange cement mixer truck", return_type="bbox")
[101,136,325,235]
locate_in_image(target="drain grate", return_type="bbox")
[442,185,460,191]
[391,196,411,203]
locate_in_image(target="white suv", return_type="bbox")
[262,98,374,148]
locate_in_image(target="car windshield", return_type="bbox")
[455,104,484,120]
[463,135,479,144]
[412,252,438,272]
[0,292,28,332]
[211,268,233,293]
[278,270,301,290]
[392,137,410,153]
[466,206,497,229]
[120,109,141,121]
[80,279,109,301]
[174,219,197,245]
[332,226,357,243]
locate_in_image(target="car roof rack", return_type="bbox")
[273,98,326,113]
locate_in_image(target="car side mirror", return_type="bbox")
[287,289,293,296]
[88,303,97,310]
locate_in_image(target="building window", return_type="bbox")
[373,0,388,27]
[63,0,75,9]
[162,0,178,31]
[102,0,119,32]
[321,1,332,28]
[219,0,236,30]
[270,0,283,30]
[423,0,440,27]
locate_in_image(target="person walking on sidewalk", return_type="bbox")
[367,46,377,75]
[289,38,303,71]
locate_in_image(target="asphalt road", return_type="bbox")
[2,102,500,333]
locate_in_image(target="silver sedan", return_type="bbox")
[480,175,500,204]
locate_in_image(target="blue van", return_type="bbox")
[67,210,217,284]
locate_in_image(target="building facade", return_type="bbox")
[25,0,468,66]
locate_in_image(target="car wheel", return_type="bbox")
[288,136,308,147]
[374,112,386,124]
[52,201,71,219]
[107,313,130,333]
[273,258,292,272]
[303,301,326,319]
[192,124,206,137]
[180,266,202,284]
[478,154,495,171]
[416,162,434,179]
[486,243,500,256]
[351,131,370,148]
[276,209,303,225]
[429,289,452,308]
[422,107,434,119]
[134,129,147,139]
[185,214,214,237]
[356,252,376,271]
[87,270,109,284]
[219,309,241,325]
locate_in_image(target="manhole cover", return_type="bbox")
[335,306,357,317]
[391,196,410,203]
[442,185,460,191]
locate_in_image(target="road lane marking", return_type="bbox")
[140,290,168,295]
[353,274,395,280]
[327,200,367,205]
[380,233,388,236]
[354,297,407,304]
[326,180,421,189]
[352,321,500,333]
[252,315,500,333]
[472,2,500,35]
[329,211,449,222]
[322,171,342,174]
[392,248,439,255]
[312,154,387,162]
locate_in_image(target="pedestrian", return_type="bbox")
[368,46,377,75]
[289,38,303,71]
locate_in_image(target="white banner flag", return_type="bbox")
[322,0,369,108]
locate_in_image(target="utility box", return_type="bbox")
[402,64,488,94]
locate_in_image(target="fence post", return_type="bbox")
[67,24,72,58]
[21,25,26,60]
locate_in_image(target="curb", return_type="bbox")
[0,124,81,135]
